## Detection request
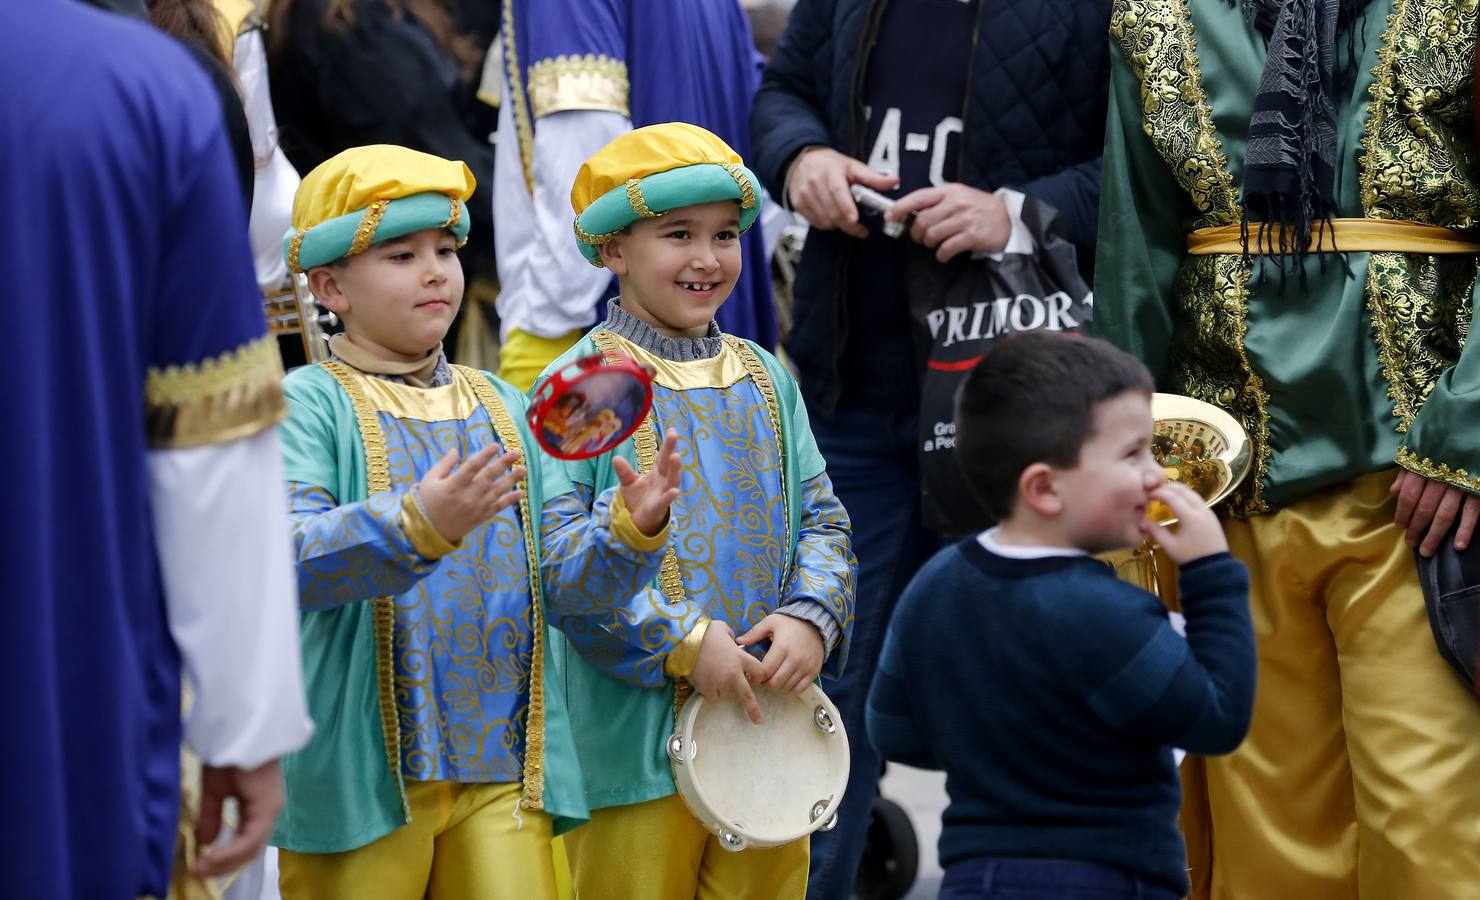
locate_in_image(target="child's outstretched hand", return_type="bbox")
[612,428,683,536]
[1140,481,1228,565]
[419,445,525,543]
[737,614,825,695]
[689,620,769,724]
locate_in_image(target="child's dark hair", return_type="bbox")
[954,332,1154,518]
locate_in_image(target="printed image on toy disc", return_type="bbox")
[538,368,649,459]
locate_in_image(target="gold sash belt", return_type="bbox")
[1187,218,1480,255]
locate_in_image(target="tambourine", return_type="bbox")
[527,352,654,460]
[667,682,850,851]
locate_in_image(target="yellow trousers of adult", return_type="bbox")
[1182,471,1480,899]
[277,781,555,900]
[563,792,809,899]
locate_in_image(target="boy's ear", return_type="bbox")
[598,237,629,275]
[307,265,349,315]
[1018,462,1064,517]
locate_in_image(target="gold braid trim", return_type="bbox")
[626,179,658,218]
[720,164,756,210]
[1112,0,1270,515]
[347,200,390,257]
[592,330,693,717]
[318,362,408,819]
[501,0,535,193]
[527,53,630,119]
[442,197,462,231]
[455,365,548,811]
[1397,446,1480,494]
[573,218,622,246]
[287,229,307,273]
[145,335,286,450]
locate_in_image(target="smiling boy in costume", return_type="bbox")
[269,144,683,900]
[535,123,857,899]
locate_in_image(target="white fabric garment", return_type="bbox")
[234,29,300,291]
[149,426,313,769]
[977,526,1089,559]
[978,187,1034,261]
[492,88,631,340]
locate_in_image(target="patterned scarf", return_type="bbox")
[1241,0,1366,261]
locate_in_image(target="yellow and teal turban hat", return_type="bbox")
[570,122,763,267]
[283,144,477,272]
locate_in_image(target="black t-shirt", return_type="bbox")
[840,0,977,414]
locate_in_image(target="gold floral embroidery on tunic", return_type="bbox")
[1360,0,1480,434]
[1112,0,1270,514]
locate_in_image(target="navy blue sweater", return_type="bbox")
[866,541,1254,894]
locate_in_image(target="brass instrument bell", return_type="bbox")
[264,272,335,365]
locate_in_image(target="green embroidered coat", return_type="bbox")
[1094,0,1480,513]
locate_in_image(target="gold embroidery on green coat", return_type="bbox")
[1360,0,1480,434]
[1112,0,1271,514]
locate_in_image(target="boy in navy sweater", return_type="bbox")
[866,332,1255,900]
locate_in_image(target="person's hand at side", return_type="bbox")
[1391,469,1480,557]
[613,429,683,536]
[887,183,1012,262]
[737,613,825,695]
[194,759,285,877]
[1141,481,1229,564]
[687,620,769,724]
[786,146,898,238]
[419,446,525,542]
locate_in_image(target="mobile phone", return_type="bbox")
[850,184,907,238]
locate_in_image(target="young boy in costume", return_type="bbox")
[868,333,1256,900]
[269,144,683,900]
[535,123,857,899]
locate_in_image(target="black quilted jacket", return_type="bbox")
[751,0,1112,416]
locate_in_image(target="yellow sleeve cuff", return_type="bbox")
[610,489,670,553]
[400,490,461,560]
[664,617,711,679]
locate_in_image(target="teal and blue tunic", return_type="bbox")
[273,357,666,853]
[537,302,857,810]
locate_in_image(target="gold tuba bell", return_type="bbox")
[263,272,335,365]
[1106,393,1253,597]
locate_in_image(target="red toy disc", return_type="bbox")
[527,352,654,460]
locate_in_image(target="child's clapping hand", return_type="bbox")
[738,614,825,695]
[612,428,683,536]
[689,620,768,724]
[1140,481,1229,564]
[419,446,526,543]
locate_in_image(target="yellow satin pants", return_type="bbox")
[563,792,809,900]
[496,327,584,393]
[1180,471,1480,899]
[277,781,555,900]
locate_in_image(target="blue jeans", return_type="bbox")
[939,858,1183,900]
[806,408,942,900]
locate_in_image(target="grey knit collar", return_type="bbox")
[605,299,723,362]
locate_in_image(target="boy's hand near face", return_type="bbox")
[688,620,769,724]
[1141,481,1229,564]
[613,429,683,536]
[420,446,526,543]
[738,614,826,695]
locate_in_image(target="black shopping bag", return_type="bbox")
[907,197,1093,535]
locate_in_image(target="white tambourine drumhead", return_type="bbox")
[668,682,850,850]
